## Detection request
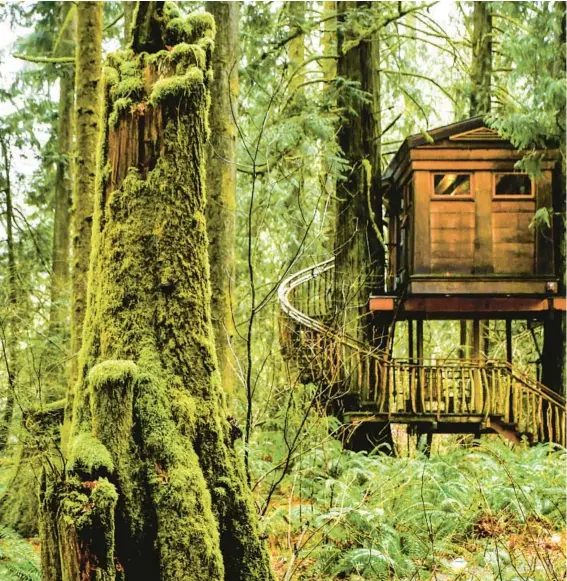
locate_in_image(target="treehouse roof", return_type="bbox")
[383,116,557,184]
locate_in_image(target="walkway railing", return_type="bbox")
[278,258,566,446]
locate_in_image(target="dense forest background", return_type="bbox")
[0,1,565,580]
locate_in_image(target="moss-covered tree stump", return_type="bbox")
[40,4,274,580]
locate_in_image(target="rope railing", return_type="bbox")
[278,258,566,446]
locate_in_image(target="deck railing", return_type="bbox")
[279,258,566,446]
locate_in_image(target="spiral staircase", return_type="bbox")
[278,258,566,446]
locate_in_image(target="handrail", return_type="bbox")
[278,258,566,445]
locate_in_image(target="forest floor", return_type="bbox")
[258,433,567,581]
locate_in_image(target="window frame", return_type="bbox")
[492,172,535,200]
[430,172,474,200]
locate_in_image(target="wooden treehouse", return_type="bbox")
[279,117,566,448]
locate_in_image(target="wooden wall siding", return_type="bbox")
[430,201,474,273]
[492,199,535,274]
[413,172,430,274]
[473,172,493,273]
[535,171,554,275]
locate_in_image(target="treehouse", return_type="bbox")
[376,116,564,316]
[279,117,566,449]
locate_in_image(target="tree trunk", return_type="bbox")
[543,1,566,396]
[470,1,492,116]
[123,1,135,46]
[66,1,103,430]
[0,137,17,452]
[48,2,75,400]
[334,1,385,344]
[40,6,274,581]
[205,1,238,395]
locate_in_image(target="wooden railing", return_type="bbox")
[279,258,566,446]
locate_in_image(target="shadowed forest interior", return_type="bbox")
[0,1,565,580]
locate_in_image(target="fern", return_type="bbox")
[0,526,41,581]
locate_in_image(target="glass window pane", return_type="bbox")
[495,174,532,196]
[433,174,470,196]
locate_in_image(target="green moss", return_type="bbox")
[68,433,114,476]
[148,67,204,106]
[109,97,133,128]
[186,12,216,40]
[113,76,145,100]
[170,42,207,71]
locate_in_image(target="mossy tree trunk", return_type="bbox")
[334,1,385,344]
[0,136,18,453]
[123,1,135,46]
[48,2,76,399]
[40,5,274,581]
[68,1,103,394]
[470,1,492,117]
[205,1,238,396]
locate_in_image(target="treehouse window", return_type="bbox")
[432,173,471,197]
[494,173,533,197]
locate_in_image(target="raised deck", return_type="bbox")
[279,258,566,446]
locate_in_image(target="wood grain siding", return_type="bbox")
[413,172,430,274]
[430,200,474,273]
[535,171,554,275]
[474,172,493,273]
[492,199,535,274]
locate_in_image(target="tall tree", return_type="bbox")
[67,1,103,406]
[334,1,385,344]
[205,1,239,395]
[469,1,493,358]
[40,4,274,580]
[0,136,18,453]
[470,1,492,116]
[48,2,75,397]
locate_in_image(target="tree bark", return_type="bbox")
[470,1,492,116]
[205,1,238,395]
[543,1,566,396]
[67,0,103,418]
[0,137,17,453]
[48,2,75,399]
[334,1,385,344]
[40,6,274,581]
[123,1,135,46]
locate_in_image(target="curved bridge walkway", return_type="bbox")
[279,258,566,446]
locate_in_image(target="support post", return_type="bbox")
[408,320,414,364]
[459,320,467,359]
[416,320,423,362]
[472,319,481,361]
[505,320,513,365]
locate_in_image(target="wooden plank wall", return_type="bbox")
[410,169,554,278]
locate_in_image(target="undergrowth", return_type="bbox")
[0,525,40,581]
[254,434,566,580]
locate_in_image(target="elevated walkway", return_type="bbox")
[278,258,566,446]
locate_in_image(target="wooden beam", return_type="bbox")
[368,296,395,311]
[408,320,414,364]
[402,297,550,314]
[553,297,566,311]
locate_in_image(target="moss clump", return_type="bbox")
[148,67,204,106]
[68,433,114,476]
[170,42,207,71]
[112,76,145,100]
[109,97,133,128]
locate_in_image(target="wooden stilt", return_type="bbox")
[459,320,467,359]
[472,319,480,361]
[408,320,414,364]
[416,320,423,362]
[506,320,513,365]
